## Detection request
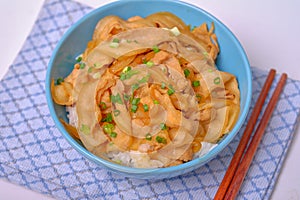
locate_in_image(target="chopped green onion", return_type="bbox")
[76,56,82,62]
[184,69,190,77]
[167,85,175,96]
[167,89,174,96]
[113,109,121,117]
[142,59,148,64]
[94,63,102,69]
[110,38,120,48]
[88,67,93,73]
[145,133,152,141]
[208,68,213,73]
[123,94,130,101]
[146,61,154,67]
[109,42,119,48]
[111,93,123,105]
[156,136,167,144]
[99,102,107,110]
[131,104,138,113]
[112,38,120,43]
[79,63,86,69]
[192,80,200,87]
[131,83,139,92]
[110,132,117,138]
[161,82,166,89]
[134,40,139,43]
[126,39,132,43]
[196,94,202,103]
[143,104,149,112]
[131,98,141,105]
[138,74,150,84]
[214,77,221,85]
[101,113,113,123]
[55,77,64,85]
[103,123,114,134]
[152,45,160,53]
[80,124,90,135]
[120,69,139,80]
[122,66,131,73]
[153,99,159,104]
[160,123,167,130]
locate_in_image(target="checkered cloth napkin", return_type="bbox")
[1,0,300,199]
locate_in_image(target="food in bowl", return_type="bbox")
[50,12,240,168]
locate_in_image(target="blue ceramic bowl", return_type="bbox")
[46,0,252,179]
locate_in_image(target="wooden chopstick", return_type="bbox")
[214,69,276,200]
[223,73,287,199]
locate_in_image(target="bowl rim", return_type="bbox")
[45,0,252,176]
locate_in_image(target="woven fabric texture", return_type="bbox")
[1,0,300,199]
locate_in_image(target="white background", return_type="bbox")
[0,0,299,199]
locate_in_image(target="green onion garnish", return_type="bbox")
[101,113,113,123]
[112,38,120,43]
[131,83,139,92]
[145,133,152,141]
[80,124,90,135]
[214,77,221,85]
[110,38,120,48]
[88,67,93,73]
[99,102,107,110]
[55,77,64,85]
[146,61,154,67]
[143,104,149,112]
[94,63,102,69]
[111,93,123,105]
[156,136,167,144]
[142,59,148,64]
[153,99,159,104]
[138,74,150,84]
[122,66,131,73]
[110,132,117,138]
[123,94,130,101]
[79,63,86,69]
[113,109,121,117]
[192,80,200,87]
[203,52,209,57]
[103,123,114,134]
[160,123,167,130]
[131,98,141,105]
[152,45,160,53]
[184,69,190,77]
[76,56,82,62]
[167,85,175,96]
[161,82,166,89]
[131,104,138,113]
[120,69,139,80]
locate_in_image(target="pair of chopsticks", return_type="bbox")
[214,69,287,200]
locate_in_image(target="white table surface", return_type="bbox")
[0,0,299,199]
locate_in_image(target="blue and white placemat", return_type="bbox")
[1,0,300,199]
